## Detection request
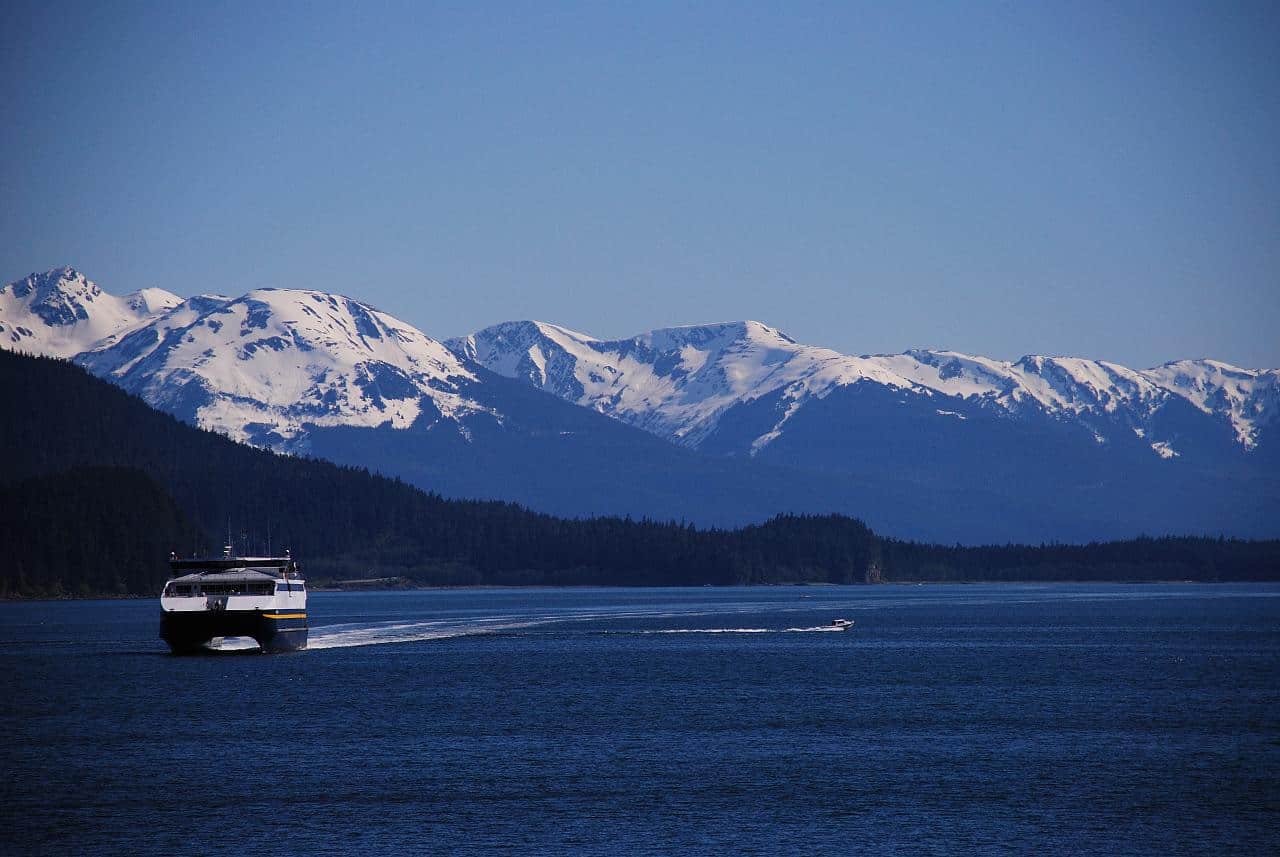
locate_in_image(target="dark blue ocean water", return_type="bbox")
[2,584,1278,855]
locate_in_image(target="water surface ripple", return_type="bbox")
[2,584,1277,854]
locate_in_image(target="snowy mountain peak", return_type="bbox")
[450,319,846,444]
[636,320,797,351]
[1003,355,1167,415]
[125,286,183,316]
[449,320,597,406]
[1141,359,1280,448]
[79,287,487,447]
[0,267,181,358]
[457,318,1280,457]
[528,319,599,342]
[4,266,100,326]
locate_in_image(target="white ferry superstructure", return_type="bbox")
[159,548,307,654]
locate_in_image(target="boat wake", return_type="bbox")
[203,636,263,651]
[305,604,829,649]
[636,627,772,634]
[308,617,550,649]
[635,625,846,634]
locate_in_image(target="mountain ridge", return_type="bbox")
[3,266,1277,542]
[450,318,1280,457]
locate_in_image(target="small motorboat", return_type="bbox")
[830,618,855,630]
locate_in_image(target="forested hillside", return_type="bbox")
[0,467,203,596]
[1,350,1276,596]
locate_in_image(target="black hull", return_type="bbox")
[160,610,307,654]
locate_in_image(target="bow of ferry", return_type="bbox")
[159,552,308,654]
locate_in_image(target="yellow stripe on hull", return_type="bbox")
[263,613,307,619]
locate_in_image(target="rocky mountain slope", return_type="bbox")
[0,267,180,358]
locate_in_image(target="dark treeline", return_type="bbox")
[883,537,1280,583]
[0,467,204,597]
[2,349,1277,597]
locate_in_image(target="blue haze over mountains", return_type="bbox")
[3,267,1277,544]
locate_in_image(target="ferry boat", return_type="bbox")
[159,547,307,654]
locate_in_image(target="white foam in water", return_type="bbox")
[204,636,261,651]
[307,618,546,649]
[308,609,710,649]
[305,604,823,650]
[639,628,772,634]
[638,626,846,634]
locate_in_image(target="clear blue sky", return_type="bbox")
[3,1,1277,367]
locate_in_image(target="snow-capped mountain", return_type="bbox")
[1142,359,1280,450]
[449,319,1279,542]
[77,288,488,448]
[449,320,822,446]
[3,269,839,530]
[450,320,1280,459]
[3,267,1277,542]
[0,267,180,357]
